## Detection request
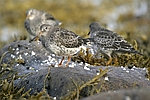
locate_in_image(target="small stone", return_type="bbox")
[52,54,55,57]
[31,51,36,56]
[124,96,131,100]
[16,51,19,55]
[133,66,136,68]
[104,76,109,81]
[121,66,124,68]
[18,54,23,59]
[24,52,28,55]
[36,70,39,72]
[143,68,146,70]
[16,48,19,51]
[84,66,90,70]
[126,70,129,73]
[11,54,15,58]
[123,68,126,70]
[53,97,56,100]
[85,63,90,66]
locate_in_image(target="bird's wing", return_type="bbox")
[94,29,139,53]
[93,29,124,51]
[113,34,142,54]
[90,26,142,54]
[54,28,84,48]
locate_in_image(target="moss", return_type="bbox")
[146,67,150,80]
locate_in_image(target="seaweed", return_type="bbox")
[60,68,108,100]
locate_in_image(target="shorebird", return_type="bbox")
[88,22,142,65]
[38,24,92,67]
[24,8,61,40]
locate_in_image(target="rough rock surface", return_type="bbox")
[82,86,150,100]
[0,40,150,99]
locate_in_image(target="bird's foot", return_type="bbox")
[106,57,112,66]
[58,63,63,67]
[58,63,68,68]
[113,57,118,64]
[49,64,55,68]
[65,64,69,67]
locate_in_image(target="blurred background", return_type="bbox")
[0,0,150,56]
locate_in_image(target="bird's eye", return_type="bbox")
[45,27,48,30]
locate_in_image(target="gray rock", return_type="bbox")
[0,40,150,99]
[82,86,150,100]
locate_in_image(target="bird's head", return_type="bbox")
[88,22,101,35]
[42,13,62,26]
[89,22,101,30]
[26,8,38,20]
[38,24,53,37]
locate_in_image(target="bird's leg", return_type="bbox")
[106,57,112,65]
[65,55,71,67]
[94,50,101,59]
[105,51,113,65]
[113,57,118,64]
[111,52,118,65]
[58,56,64,67]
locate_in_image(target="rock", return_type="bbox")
[0,40,150,99]
[88,66,150,91]
[81,86,150,100]
[15,67,96,97]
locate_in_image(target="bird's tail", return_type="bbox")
[118,48,143,56]
[130,49,143,56]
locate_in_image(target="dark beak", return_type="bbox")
[88,31,90,35]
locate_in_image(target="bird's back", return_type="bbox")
[51,27,84,48]
[89,22,142,55]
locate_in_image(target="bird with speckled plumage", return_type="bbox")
[38,24,92,67]
[88,22,142,65]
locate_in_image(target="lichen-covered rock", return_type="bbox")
[0,40,150,99]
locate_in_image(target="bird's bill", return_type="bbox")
[88,31,90,35]
[59,22,62,25]
[26,15,30,19]
[26,15,34,20]
[38,31,43,36]
[55,20,62,26]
